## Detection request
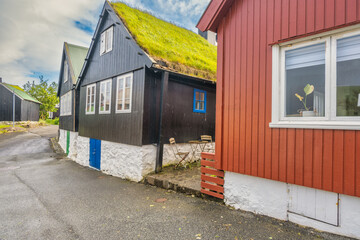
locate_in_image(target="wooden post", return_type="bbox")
[155,71,169,173]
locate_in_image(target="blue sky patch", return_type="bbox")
[74,20,94,34]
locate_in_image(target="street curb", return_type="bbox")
[50,137,66,156]
[143,175,223,202]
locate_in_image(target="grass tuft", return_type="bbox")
[45,118,59,125]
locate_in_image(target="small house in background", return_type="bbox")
[0,78,41,121]
[198,0,360,239]
[48,104,59,119]
[58,1,217,182]
[57,42,88,155]
[198,29,217,46]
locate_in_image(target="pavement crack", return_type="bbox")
[13,171,83,240]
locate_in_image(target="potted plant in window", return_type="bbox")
[295,84,315,117]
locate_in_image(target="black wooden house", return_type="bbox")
[57,42,88,132]
[0,79,41,121]
[67,1,217,177]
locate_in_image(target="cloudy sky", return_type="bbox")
[0,0,210,87]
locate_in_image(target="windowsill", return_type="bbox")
[269,121,360,130]
[85,112,95,115]
[100,50,112,56]
[116,110,131,114]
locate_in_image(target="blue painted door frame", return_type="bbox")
[89,138,101,170]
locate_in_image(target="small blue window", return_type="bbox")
[193,89,206,113]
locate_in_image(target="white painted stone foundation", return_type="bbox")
[58,129,67,151]
[100,141,157,182]
[57,131,208,182]
[75,135,89,167]
[224,172,360,239]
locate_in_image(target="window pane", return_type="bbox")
[196,101,200,110]
[125,77,131,88]
[285,43,326,117]
[125,99,130,110]
[200,102,204,110]
[336,35,360,117]
[118,99,123,111]
[200,92,205,101]
[195,91,200,101]
[118,78,124,90]
[125,88,130,99]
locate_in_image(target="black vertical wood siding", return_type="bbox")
[0,85,21,121]
[0,84,39,121]
[142,68,216,145]
[79,69,145,146]
[21,100,39,121]
[77,7,152,145]
[59,48,77,132]
[80,10,151,87]
[59,90,76,131]
[59,51,73,96]
[142,68,161,144]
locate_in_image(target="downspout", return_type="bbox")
[155,71,169,173]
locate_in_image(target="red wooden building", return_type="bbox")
[198,0,360,238]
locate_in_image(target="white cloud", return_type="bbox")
[0,0,103,86]
[0,0,210,87]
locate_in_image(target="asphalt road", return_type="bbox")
[0,126,352,240]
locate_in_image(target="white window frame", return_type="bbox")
[85,84,96,115]
[64,60,68,83]
[60,91,72,116]
[100,26,113,56]
[116,72,133,113]
[271,25,360,130]
[99,79,112,114]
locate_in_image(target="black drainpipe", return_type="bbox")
[155,70,169,173]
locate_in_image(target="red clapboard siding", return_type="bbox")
[214,0,360,198]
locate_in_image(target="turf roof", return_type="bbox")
[65,43,89,84]
[110,2,217,81]
[1,83,41,104]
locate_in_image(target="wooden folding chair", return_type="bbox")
[201,135,215,153]
[169,138,190,168]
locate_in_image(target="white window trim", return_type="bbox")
[60,91,72,116]
[116,72,133,113]
[271,26,360,130]
[99,79,112,114]
[85,84,96,115]
[64,60,68,83]
[100,26,113,56]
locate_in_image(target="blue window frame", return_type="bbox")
[193,89,207,113]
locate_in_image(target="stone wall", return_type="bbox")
[224,172,360,239]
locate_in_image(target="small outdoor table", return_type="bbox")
[188,140,209,161]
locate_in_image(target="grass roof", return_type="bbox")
[111,2,217,81]
[1,83,41,104]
